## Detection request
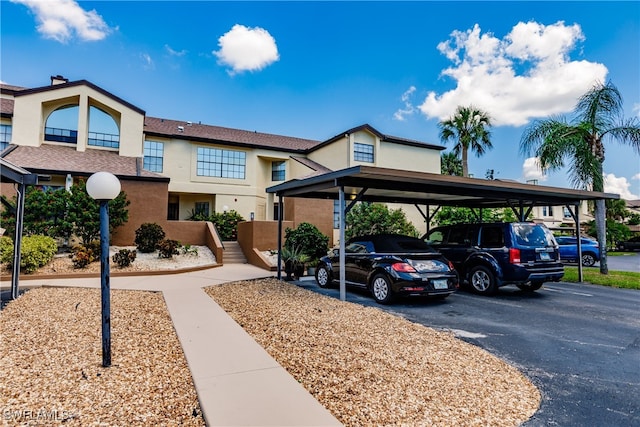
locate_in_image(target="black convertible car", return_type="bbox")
[315,234,458,304]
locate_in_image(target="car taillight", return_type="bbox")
[509,248,521,264]
[448,261,455,271]
[392,262,416,273]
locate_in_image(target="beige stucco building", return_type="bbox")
[1,76,445,251]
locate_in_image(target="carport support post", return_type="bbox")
[10,182,26,300]
[339,186,346,301]
[575,204,583,282]
[565,203,583,282]
[276,194,283,280]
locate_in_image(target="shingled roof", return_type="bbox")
[144,116,321,152]
[1,99,14,117]
[1,145,168,181]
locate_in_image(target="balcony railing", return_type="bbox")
[88,131,119,148]
[45,127,77,144]
[43,128,120,148]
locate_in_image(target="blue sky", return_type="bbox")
[2,1,639,199]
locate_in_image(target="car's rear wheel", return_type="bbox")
[581,253,596,267]
[469,266,497,295]
[517,281,543,292]
[370,273,394,304]
[315,265,332,288]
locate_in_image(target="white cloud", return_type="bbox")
[633,103,640,119]
[521,157,548,182]
[165,44,187,57]
[393,86,417,121]
[604,173,640,200]
[633,173,640,180]
[213,24,279,75]
[140,53,154,70]
[12,0,112,43]
[417,21,608,126]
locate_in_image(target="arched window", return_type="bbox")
[44,105,120,148]
[88,106,119,148]
[45,105,79,143]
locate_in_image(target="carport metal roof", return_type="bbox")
[266,165,619,299]
[266,165,619,209]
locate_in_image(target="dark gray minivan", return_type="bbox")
[424,222,564,295]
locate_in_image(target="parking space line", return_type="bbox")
[544,286,593,297]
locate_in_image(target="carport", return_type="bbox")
[1,157,38,300]
[267,165,620,300]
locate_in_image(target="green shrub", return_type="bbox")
[112,248,137,268]
[7,235,58,274]
[71,245,96,269]
[157,239,180,258]
[284,222,329,262]
[135,223,166,253]
[181,244,198,257]
[0,236,14,264]
[345,203,419,240]
[188,210,244,241]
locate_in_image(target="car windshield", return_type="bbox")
[512,223,556,246]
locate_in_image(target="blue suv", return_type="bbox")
[555,236,600,267]
[424,222,564,295]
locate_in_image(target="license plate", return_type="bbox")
[540,252,551,261]
[433,279,448,289]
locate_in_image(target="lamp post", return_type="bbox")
[86,172,121,367]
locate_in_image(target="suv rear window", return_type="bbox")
[511,223,555,246]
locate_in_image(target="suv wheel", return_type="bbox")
[469,266,497,295]
[371,273,394,304]
[315,265,333,288]
[581,253,596,267]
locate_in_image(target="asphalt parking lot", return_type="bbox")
[296,267,640,426]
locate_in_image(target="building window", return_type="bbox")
[333,200,341,229]
[87,106,120,148]
[354,142,374,163]
[563,207,573,219]
[542,206,554,217]
[272,161,286,181]
[197,147,246,179]
[167,203,179,220]
[274,202,281,220]
[195,202,210,217]
[0,124,11,151]
[143,140,164,172]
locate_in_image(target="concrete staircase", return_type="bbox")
[222,241,247,264]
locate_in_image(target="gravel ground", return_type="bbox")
[1,252,540,426]
[0,245,216,276]
[206,279,541,427]
[0,287,204,426]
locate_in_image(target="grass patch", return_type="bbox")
[606,251,637,257]
[563,267,640,290]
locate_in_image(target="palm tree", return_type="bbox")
[441,151,463,176]
[520,81,640,274]
[439,106,493,177]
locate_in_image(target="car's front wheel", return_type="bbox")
[469,266,497,295]
[315,264,333,288]
[581,253,596,267]
[370,273,394,304]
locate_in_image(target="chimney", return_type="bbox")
[50,75,68,85]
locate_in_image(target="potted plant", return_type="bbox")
[306,259,318,276]
[281,245,309,281]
